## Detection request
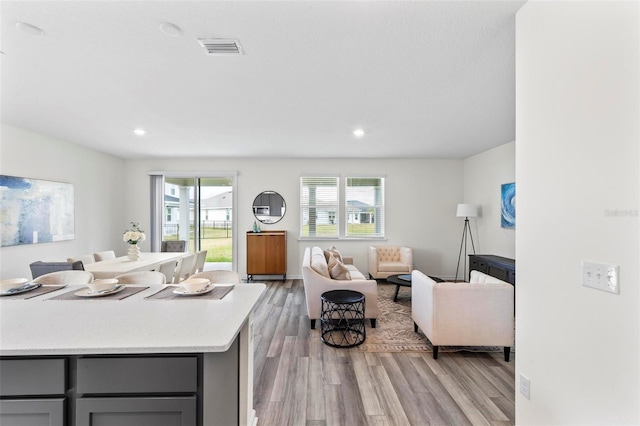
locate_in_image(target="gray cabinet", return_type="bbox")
[76,356,198,426]
[0,358,66,426]
[0,399,65,426]
[76,397,196,426]
[77,357,197,394]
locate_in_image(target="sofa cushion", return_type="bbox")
[328,254,351,280]
[346,265,366,280]
[311,247,330,278]
[379,261,411,272]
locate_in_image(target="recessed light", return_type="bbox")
[16,22,45,36]
[353,128,365,138]
[159,22,183,37]
[134,129,146,136]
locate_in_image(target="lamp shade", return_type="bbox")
[456,203,478,218]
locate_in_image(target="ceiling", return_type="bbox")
[1,0,526,160]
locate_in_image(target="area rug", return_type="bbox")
[356,283,502,354]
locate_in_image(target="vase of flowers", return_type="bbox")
[123,221,146,261]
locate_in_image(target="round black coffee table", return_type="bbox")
[320,290,366,348]
[387,273,444,302]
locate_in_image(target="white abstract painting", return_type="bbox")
[0,175,75,246]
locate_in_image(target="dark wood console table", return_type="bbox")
[468,254,515,285]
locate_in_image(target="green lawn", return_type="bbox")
[201,238,232,262]
[302,223,379,237]
[165,226,232,262]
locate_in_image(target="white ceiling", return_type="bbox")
[1,0,525,160]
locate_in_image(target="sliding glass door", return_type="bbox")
[153,173,236,271]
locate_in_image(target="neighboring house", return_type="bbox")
[201,191,233,223]
[347,200,374,224]
[301,199,372,226]
[164,186,232,235]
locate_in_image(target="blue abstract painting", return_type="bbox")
[501,182,516,229]
[0,175,75,246]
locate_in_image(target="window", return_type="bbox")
[300,175,385,239]
[300,177,339,238]
[345,177,384,238]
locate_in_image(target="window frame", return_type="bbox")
[299,175,386,240]
[299,176,340,239]
[344,176,385,239]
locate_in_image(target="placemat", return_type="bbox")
[0,285,66,300]
[145,285,234,300]
[48,286,149,301]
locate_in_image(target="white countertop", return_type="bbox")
[0,283,266,356]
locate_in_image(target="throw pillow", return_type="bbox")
[327,246,343,263]
[327,254,351,280]
[311,253,331,279]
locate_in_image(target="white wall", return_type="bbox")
[0,124,126,279]
[516,2,639,424]
[463,141,515,257]
[124,158,464,279]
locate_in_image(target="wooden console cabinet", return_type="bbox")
[247,230,287,280]
[468,254,515,285]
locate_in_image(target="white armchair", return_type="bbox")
[368,246,413,279]
[412,269,514,361]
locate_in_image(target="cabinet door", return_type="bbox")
[76,397,196,426]
[0,358,66,396]
[0,398,65,426]
[77,357,197,394]
[246,234,267,274]
[264,234,286,274]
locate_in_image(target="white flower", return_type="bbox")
[123,222,146,245]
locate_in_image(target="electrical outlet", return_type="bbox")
[519,374,530,400]
[582,261,620,294]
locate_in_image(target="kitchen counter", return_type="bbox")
[0,283,266,426]
[0,283,264,355]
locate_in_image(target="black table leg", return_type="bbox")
[393,285,401,302]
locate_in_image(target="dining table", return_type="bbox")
[83,252,187,279]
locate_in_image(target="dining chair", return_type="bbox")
[190,270,241,285]
[114,271,166,285]
[94,250,116,261]
[30,261,85,279]
[158,259,179,284]
[161,240,186,252]
[173,254,196,284]
[191,250,208,275]
[66,254,95,265]
[33,270,94,285]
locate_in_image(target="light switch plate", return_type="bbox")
[582,261,619,294]
[519,374,530,399]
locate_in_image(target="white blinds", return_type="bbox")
[300,177,339,238]
[345,177,385,238]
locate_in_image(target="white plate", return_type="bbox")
[0,282,42,297]
[75,284,125,298]
[173,283,215,296]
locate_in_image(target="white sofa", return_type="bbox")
[368,246,413,279]
[412,269,514,361]
[302,247,379,329]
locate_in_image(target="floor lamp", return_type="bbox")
[454,203,478,282]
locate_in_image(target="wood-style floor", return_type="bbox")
[252,279,515,426]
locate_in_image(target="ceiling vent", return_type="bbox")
[198,38,243,55]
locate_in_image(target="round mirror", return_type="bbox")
[252,191,286,224]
